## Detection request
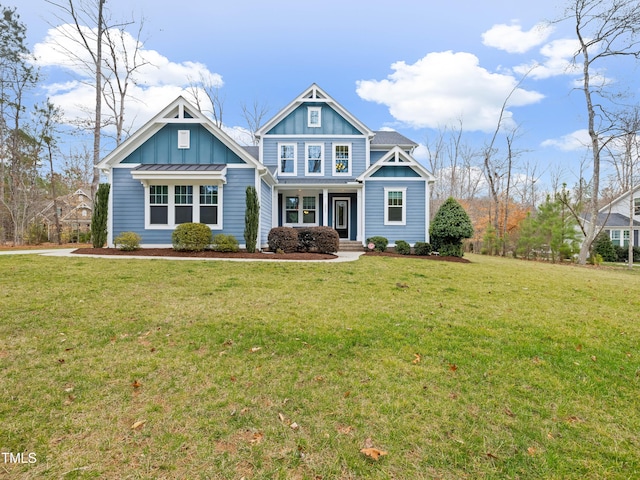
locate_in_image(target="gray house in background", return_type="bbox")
[595,185,640,247]
[97,84,435,249]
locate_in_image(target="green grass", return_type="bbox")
[1,254,639,479]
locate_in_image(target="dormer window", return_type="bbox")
[635,197,640,215]
[307,107,321,128]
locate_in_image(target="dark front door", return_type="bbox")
[333,199,349,239]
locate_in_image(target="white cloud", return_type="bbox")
[482,22,554,54]
[514,39,581,79]
[356,51,544,133]
[541,129,591,151]
[33,25,224,134]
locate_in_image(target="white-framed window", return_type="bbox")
[284,195,318,225]
[624,229,630,247]
[305,143,324,175]
[333,143,351,175]
[278,143,297,176]
[384,187,406,225]
[610,230,621,246]
[146,184,222,229]
[307,107,321,128]
[635,197,640,216]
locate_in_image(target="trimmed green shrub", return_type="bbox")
[212,233,239,252]
[172,223,212,252]
[114,231,141,251]
[614,245,640,262]
[429,197,473,258]
[593,231,617,262]
[244,186,259,253]
[91,183,110,248]
[298,226,340,254]
[367,236,388,252]
[394,240,411,255]
[268,227,299,253]
[414,241,432,256]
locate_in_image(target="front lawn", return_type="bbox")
[1,254,639,479]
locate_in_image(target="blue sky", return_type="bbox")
[16,0,640,192]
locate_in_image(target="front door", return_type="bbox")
[333,199,349,239]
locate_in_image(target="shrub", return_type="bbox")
[268,227,299,253]
[592,231,618,262]
[114,231,141,251]
[614,245,640,262]
[172,223,212,252]
[212,233,239,252]
[298,226,340,254]
[25,223,48,245]
[414,241,432,256]
[244,186,259,253]
[394,240,411,255]
[429,197,473,258]
[367,236,388,252]
[91,183,110,248]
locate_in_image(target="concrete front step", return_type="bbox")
[339,241,364,252]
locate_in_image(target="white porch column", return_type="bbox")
[356,187,363,242]
[323,188,329,226]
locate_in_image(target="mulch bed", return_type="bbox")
[72,248,337,260]
[72,247,470,263]
[362,251,471,263]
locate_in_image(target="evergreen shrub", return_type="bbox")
[394,240,411,255]
[172,223,212,252]
[414,242,432,256]
[212,233,240,252]
[367,236,388,252]
[298,227,339,253]
[114,232,141,251]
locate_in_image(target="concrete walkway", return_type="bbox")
[0,248,364,263]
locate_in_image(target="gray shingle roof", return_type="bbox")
[371,130,418,147]
[598,212,640,227]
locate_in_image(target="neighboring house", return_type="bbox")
[97,84,435,249]
[594,186,640,247]
[36,188,93,241]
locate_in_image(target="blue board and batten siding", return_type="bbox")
[111,167,256,246]
[364,180,427,245]
[267,104,362,136]
[121,124,245,165]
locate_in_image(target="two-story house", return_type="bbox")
[97,84,435,249]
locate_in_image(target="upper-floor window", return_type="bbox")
[278,143,297,175]
[333,143,351,176]
[308,107,321,128]
[634,197,640,215]
[305,143,324,175]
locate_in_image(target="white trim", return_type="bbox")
[263,134,363,139]
[384,187,407,226]
[307,106,322,128]
[333,197,351,239]
[356,188,363,242]
[305,142,324,176]
[278,142,297,176]
[143,182,223,230]
[107,169,114,247]
[332,142,352,176]
[283,193,319,226]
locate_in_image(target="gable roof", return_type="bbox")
[357,146,435,182]
[599,184,640,213]
[255,84,375,139]
[97,96,271,181]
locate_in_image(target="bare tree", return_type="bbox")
[102,19,149,145]
[46,0,107,200]
[241,100,270,146]
[186,72,224,127]
[567,0,640,264]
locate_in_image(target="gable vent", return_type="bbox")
[178,130,190,149]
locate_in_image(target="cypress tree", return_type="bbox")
[244,186,259,253]
[91,183,110,248]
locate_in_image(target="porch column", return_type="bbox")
[323,188,329,227]
[356,187,363,242]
